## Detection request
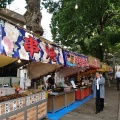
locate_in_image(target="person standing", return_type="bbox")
[92,72,105,114]
[46,73,57,90]
[115,69,120,91]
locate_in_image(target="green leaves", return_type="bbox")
[1,0,119,62]
[42,0,120,61]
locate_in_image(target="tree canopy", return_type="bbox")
[0,0,120,63]
[0,0,14,8]
[42,0,120,62]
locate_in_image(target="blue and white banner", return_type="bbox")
[0,20,64,65]
[63,50,88,67]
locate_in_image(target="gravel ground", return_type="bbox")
[59,85,119,120]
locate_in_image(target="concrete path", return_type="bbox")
[60,85,119,120]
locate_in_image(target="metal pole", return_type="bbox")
[113,54,116,79]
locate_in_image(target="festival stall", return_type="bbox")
[47,50,89,113]
[57,50,89,80]
[75,55,101,100]
[0,18,112,116]
[0,19,65,120]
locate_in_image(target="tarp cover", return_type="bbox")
[27,62,63,79]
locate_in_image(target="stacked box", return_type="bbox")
[38,101,47,119]
[27,106,36,120]
[0,92,47,120]
[0,103,6,115]
[8,112,24,120]
[0,97,26,115]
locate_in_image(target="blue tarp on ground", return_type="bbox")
[47,94,93,120]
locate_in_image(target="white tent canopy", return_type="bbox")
[27,62,63,79]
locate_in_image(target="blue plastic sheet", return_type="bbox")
[47,94,93,120]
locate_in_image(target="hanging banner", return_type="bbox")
[63,50,88,67]
[98,63,112,72]
[0,20,64,65]
[103,64,111,72]
[88,56,101,69]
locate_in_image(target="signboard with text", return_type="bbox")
[0,20,64,65]
[88,56,101,68]
[63,50,88,67]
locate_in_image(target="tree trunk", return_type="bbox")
[24,0,44,36]
[95,45,103,62]
[96,17,104,62]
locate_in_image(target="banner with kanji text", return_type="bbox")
[0,20,64,65]
[63,50,88,67]
[88,56,101,69]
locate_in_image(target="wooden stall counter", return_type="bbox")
[47,89,75,113]
[0,91,48,120]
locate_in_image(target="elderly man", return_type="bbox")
[115,69,120,91]
[92,72,105,114]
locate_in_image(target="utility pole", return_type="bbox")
[113,54,116,79]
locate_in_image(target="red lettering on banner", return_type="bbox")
[75,56,88,67]
[45,45,56,62]
[75,56,80,67]
[80,58,83,67]
[24,35,40,58]
[88,57,100,68]
[83,58,88,67]
[82,59,85,67]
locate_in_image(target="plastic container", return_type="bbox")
[64,87,71,92]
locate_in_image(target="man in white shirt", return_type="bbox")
[92,72,105,114]
[115,69,120,91]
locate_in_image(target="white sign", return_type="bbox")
[42,92,45,99]
[36,94,39,102]
[27,96,31,106]
[12,100,17,111]
[5,102,10,114]
[19,99,23,108]
[40,92,45,100]
[40,93,42,100]
[32,95,34,104]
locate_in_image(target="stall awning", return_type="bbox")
[0,59,29,77]
[58,67,88,77]
[27,62,63,79]
[98,63,112,72]
[0,55,17,67]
